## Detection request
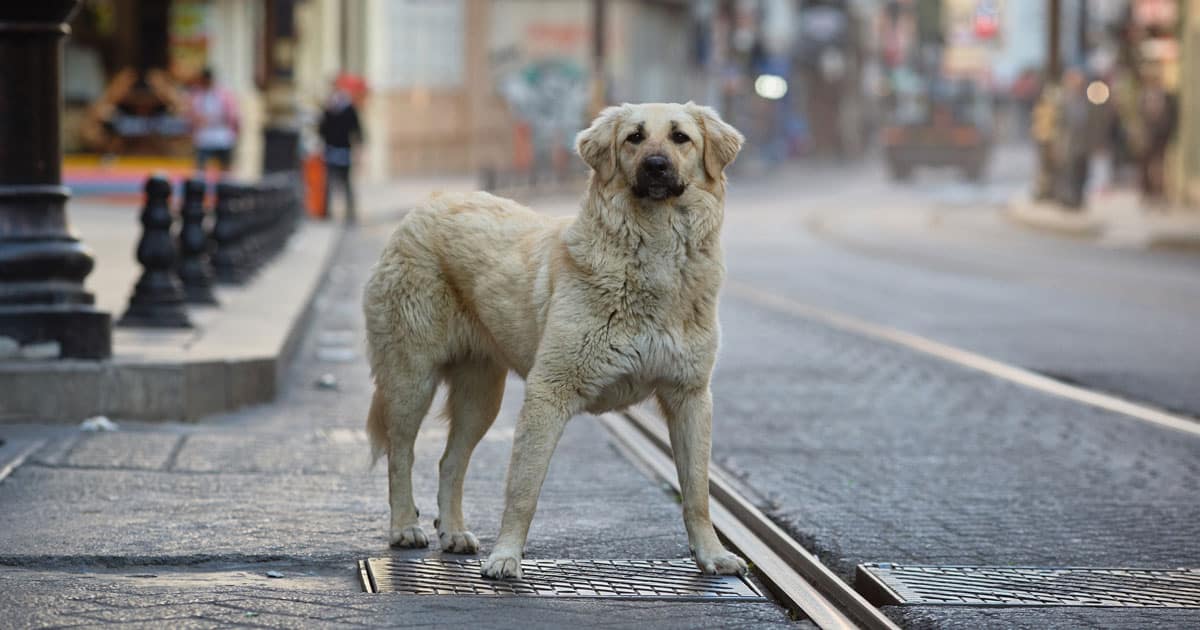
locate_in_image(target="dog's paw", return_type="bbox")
[695,549,748,575]
[438,529,480,554]
[389,525,429,549]
[480,551,523,580]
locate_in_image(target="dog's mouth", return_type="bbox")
[633,178,687,201]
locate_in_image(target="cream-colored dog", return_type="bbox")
[364,102,745,579]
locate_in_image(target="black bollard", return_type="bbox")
[242,183,265,272]
[212,181,243,284]
[176,178,218,305]
[118,175,192,328]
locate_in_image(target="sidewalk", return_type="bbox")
[1,197,339,423]
[0,214,796,628]
[0,174,488,423]
[1006,189,1200,248]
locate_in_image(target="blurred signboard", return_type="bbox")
[169,0,209,82]
[973,0,1000,39]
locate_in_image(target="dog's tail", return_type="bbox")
[366,387,389,467]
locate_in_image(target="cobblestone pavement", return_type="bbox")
[703,164,1200,628]
[0,220,795,629]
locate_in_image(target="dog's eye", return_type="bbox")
[626,131,645,144]
[671,131,690,144]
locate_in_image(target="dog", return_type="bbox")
[363,102,745,579]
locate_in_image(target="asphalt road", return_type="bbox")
[721,149,1200,417]
[706,151,1200,628]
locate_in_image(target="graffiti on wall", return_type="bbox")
[490,13,592,175]
[500,58,589,160]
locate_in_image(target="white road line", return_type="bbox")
[0,439,45,484]
[727,281,1200,439]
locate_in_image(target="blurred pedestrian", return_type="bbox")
[1054,67,1092,209]
[188,68,240,174]
[318,82,363,223]
[1137,65,1177,207]
[1031,79,1060,201]
[1107,65,1143,184]
[1011,67,1041,140]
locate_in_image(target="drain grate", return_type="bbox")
[359,558,763,600]
[856,563,1200,607]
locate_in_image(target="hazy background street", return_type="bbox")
[720,148,1200,416]
[4,1,1200,628]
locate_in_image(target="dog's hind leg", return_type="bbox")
[379,369,438,548]
[435,359,506,554]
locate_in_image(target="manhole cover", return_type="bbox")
[856,563,1200,607]
[359,558,763,600]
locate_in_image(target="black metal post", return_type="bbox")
[1034,0,1063,201]
[0,1,111,359]
[177,178,218,305]
[118,176,191,328]
[1048,0,1061,81]
[212,181,249,284]
[262,0,300,175]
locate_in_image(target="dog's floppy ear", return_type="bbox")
[687,103,744,182]
[576,105,627,183]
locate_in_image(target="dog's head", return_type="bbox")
[575,102,743,202]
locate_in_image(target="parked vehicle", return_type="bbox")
[882,72,994,181]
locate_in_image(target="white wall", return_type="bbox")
[207,0,264,179]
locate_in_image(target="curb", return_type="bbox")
[0,220,344,423]
[1002,195,1103,238]
[1004,194,1200,249]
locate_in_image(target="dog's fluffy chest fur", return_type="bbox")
[559,195,724,411]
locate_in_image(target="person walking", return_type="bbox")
[318,83,363,223]
[188,68,239,174]
[1137,66,1178,207]
[1054,67,1093,209]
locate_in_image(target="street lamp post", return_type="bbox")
[0,1,111,359]
[262,0,300,175]
[1033,0,1063,202]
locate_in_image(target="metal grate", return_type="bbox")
[856,563,1200,607]
[360,558,763,600]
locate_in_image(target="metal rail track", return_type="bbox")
[600,408,899,630]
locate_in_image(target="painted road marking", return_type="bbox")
[728,281,1200,439]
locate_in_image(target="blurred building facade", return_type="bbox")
[353,0,705,179]
[56,0,945,177]
[65,0,272,179]
[63,0,714,180]
[55,0,1200,200]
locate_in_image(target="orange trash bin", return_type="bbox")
[304,153,327,218]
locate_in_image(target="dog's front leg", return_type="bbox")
[481,391,574,579]
[657,384,748,575]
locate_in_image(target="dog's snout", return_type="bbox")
[633,153,685,200]
[642,155,670,176]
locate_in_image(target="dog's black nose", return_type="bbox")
[643,155,670,176]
